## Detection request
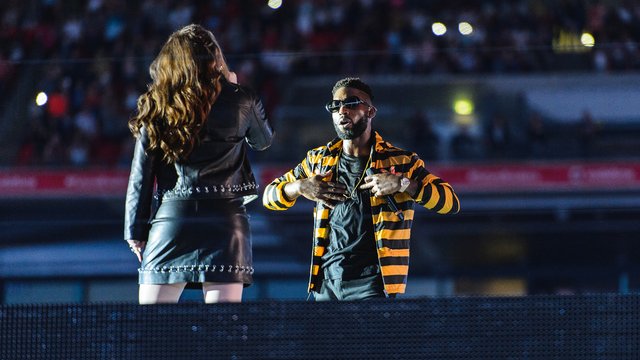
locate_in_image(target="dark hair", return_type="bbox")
[331,77,374,100]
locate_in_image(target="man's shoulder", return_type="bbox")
[375,134,412,155]
[306,138,341,156]
[218,82,258,104]
[307,144,330,155]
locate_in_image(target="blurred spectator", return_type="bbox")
[403,109,439,160]
[4,0,640,166]
[68,132,91,167]
[526,111,548,158]
[451,124,479,160]
[484,113,512,159]
[46,85,69,121]
[577,109,600,158]
[73,103,100,141]
[42,133,65,165]
[17,113,49,166]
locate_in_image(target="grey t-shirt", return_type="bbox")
[321,153,379,280]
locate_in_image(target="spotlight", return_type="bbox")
[581,32,595,47]
[458,22,473,35]
[432,22,447,36]
[35,92,48,106]
[267,0,282,9]
[453,99,474,116]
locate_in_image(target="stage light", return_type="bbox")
[35,92,48,106]
[458,22,473,35]
[553,29,591,53]
[267,0,282,9]
[432,22,447,36]
[581,32,595,47]
[453,99,474,116]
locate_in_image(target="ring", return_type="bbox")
[130,247,136,253]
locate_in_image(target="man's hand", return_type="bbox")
[285,170,348,209]
[359,169,403,197]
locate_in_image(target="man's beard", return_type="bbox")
[334,117,368,140]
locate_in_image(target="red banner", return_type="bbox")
[1,162,639,197]
[0,169,130,197]
[259,161,640,193]
[428,162,640,192]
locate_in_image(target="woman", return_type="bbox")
[124,24,274,304]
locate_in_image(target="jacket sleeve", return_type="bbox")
[406,153,460,214]
[244,92,274,151]
[262,152,315,211]
[124,127,157,241]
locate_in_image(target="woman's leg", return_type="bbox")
[139,283,187,304]
[202,282,244,303]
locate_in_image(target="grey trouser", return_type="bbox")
[314,273,389,301]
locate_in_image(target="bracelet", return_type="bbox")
[399,176,410,193]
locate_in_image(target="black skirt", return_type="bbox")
[138,198,253,287]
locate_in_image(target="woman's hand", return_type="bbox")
[127,239,146,263]
[227,71,238,84]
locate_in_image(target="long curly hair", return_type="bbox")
[128,24,230,163]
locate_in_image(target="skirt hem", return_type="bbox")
[139,270,252,286]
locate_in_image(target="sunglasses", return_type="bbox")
[325,96,369,113]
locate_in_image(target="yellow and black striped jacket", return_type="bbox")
[262,132,460,295]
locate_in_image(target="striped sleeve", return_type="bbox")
[262,148,322,211]
[409,154,460,214]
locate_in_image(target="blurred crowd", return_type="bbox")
[2,0,640,167]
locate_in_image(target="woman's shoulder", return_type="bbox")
[219,80,258,104]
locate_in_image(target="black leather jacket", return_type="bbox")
[124,81,274,241]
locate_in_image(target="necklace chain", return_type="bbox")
[336,148,372,200]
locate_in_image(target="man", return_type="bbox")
[263,77,460,301]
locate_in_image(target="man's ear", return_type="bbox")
[368,106,377,119]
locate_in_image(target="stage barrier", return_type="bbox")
[1,294,637,359]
